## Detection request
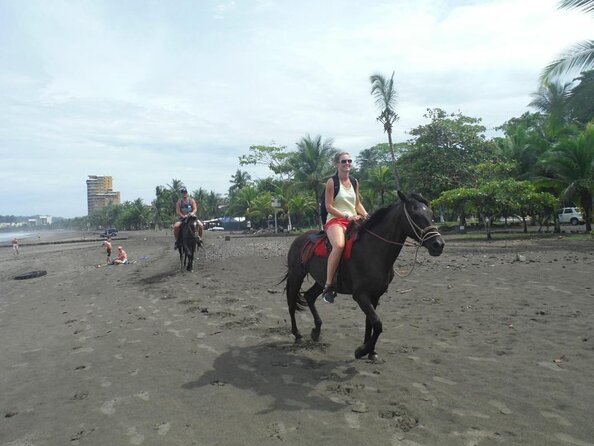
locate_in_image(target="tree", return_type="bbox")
[541,1,594,81]
[540,123,594,232]
[435,180,556,239]
[366,165,396,207]
[246,192,273,228]
[496,113,550,179]
[228,170,252,197]
[528,80,572,136]
[286,193,317,228]
[291,134,337,218]
[399,108,500,199]
[227,186,258,218]
[370,71,400,187]
[238,144,293,179]
[152,185,177,229]
[567,69,594,125]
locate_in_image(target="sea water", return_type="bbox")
[0,232,36,243]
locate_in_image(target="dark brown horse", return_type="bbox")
[178,215,199,272]
[284,191,445,360]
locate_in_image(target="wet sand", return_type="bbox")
[1,230,593,445]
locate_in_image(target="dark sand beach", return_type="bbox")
[1,230,593,445]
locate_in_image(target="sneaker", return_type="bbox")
[322,287,336,304]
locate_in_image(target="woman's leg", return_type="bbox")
[323,224,346,303]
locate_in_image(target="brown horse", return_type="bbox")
[284,191,445,360]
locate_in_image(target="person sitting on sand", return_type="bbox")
[111,246,128,265]
[103,237,112,264]
[12,238,19,255]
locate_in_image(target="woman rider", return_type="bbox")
[173,187,203,248]
[322,152,369,303]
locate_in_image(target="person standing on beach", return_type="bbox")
[103,237,112,264]
[12,238,19,255]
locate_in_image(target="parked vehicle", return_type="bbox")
[207,226,224,231]
[557,207,584,225]
[100,228,119,238]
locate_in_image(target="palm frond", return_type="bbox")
[559,0,594,13]
[541,40,594,81]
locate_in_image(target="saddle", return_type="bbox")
[301,224,360,265]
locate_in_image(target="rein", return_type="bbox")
[359,204,442,277]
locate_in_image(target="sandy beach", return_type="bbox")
[1,230,593,446]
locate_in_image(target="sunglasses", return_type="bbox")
[340,159,353,164]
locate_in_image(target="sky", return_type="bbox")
[0,0,592,218]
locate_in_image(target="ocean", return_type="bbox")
[0,232,36,243]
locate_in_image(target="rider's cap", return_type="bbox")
[180,188,187,193]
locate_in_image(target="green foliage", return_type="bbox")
[365,165,397,207]
[228,170,252,198]
[539,123,594,231]
[399,108,500,199]
[246,192,273,228]
[370,71,400,187]
[286,193,317,227]
[290,134,337,204]
[567,69,594,125]
[238,144,293,179]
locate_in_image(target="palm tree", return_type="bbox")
[542,1,594,81]
[246,192,273,228]
[292,135,337,211]
[228,186,258,218]
[168,178,184,193]
[287,193,317,228]
[541,123,594,232]
[128,198,151,230]
[366,165,396,207]
[370,71,400,188]
[529,80,572,133]
[229,170,252,197]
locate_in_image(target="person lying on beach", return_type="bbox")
[111,246,128,265]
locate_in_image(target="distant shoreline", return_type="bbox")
[0,230,97,246]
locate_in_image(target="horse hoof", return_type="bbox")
[311,328,321,342]
[368,352,380,362]
[355,347,366,359]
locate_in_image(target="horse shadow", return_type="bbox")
[181,341,357,414]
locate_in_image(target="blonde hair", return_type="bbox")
[333,152,350,164]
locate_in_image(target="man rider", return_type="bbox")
[173,188,203,248]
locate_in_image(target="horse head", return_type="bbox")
[397,191,444,256]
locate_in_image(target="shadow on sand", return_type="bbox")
[182,341,358,414]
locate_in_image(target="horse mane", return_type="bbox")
[359,192,429,231]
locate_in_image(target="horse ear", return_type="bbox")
[397,191,408,203]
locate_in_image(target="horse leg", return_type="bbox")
[354,296,382,360]
[187,246,194,272]
[364,316,373,345]
[303,283,324,341]
[286,272,306,342]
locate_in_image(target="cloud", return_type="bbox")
[1,0,592,216]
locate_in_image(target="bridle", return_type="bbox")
[359,201,442,277]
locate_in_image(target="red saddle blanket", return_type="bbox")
[302,231,357,264]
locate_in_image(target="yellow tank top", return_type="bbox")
[329,181,356,221]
